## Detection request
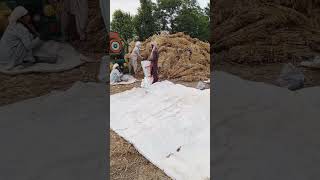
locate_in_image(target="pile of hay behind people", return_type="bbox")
[126,32,210,82]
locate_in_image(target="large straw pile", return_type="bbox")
[211,0,320,64]
[126,32,210,82]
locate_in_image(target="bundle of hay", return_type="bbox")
[126,32,210,82]
[211,0,320,64]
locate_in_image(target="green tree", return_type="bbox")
[111,10,135,52]
[205,2,210,18]
[134,0,160,41]
[181,0,198,9]
[156,0,182,32]
[172,0,209,41]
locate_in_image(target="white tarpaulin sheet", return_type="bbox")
[213,71,320,180]
[0,82,107,179]
[110,81,210,180]
[0,41,87,74]
[110,75,137,85]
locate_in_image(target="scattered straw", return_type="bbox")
[211,0,320,64]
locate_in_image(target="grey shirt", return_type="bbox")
[110,68,122,84]
[0,23,41,69]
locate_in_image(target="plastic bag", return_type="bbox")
[300,56,320,68]
[277,63,304,91]
[196,81,210,90]
[121,74,131,82]
[141,60,153,88]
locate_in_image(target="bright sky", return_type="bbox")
[110,0,209,21]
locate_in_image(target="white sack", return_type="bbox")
[141,60,153,88]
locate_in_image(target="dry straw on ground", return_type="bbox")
[126,32,210,82]
[211,0,320,64]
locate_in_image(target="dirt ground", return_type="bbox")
[110,80,199,180]
[110,128,171,180]
[0,61,100,106]
[110,82,170,180]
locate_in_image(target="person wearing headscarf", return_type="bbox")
[148,42,159,83]
[110,63,123,84]
[0,6,42,69]
[129,41,143,75]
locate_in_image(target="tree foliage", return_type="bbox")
[111,10,135,50]
[156,0,182,32]
[111,0,210,41]
[134,0,160,41]
[172,0,209,41]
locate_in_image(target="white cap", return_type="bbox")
[8,6,28,25]
[136,41,141,48]
[113,63,119,70]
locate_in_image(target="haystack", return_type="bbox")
[211,0,320,64]
[126,32,210,82]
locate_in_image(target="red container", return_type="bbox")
[109,32,120,40]
[109,31,123,55]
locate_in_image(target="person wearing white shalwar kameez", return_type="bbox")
[110,63,123,84]
[0,6,58,70]
[0,6,42,69]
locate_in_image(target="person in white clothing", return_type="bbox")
[129,41,143,76]
[110,63,123,84]
[0,6,56,70]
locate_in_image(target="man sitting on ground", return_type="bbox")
[110,63,123,84]
[0,6,57,70]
